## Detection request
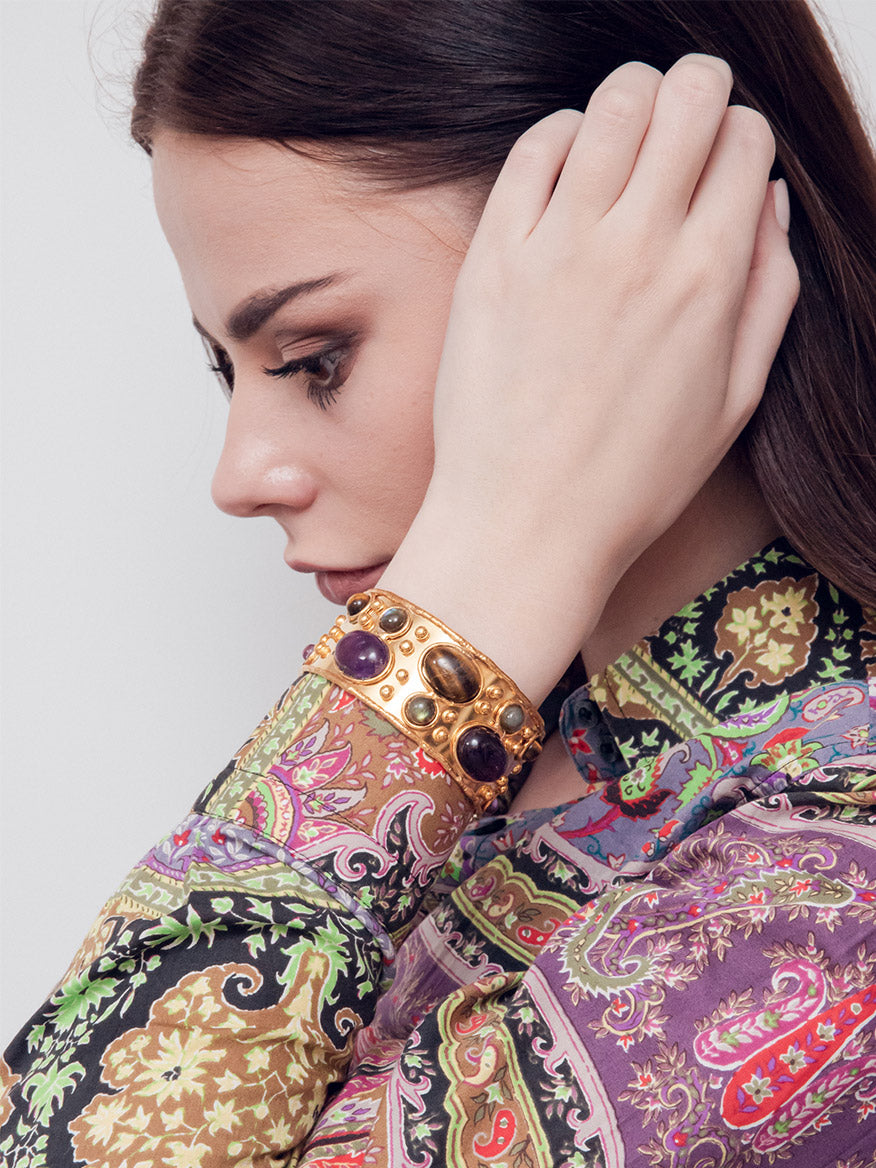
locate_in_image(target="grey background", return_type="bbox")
[2,0,875,1043]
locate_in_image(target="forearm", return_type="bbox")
[0,670,474,1166]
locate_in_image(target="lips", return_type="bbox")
[313,562,390,606]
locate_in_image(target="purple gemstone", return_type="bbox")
[456,725,507,784]
[334,630,390,680]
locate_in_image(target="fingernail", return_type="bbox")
[773,178,790,232]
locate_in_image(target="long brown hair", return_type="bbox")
[132,0,876,607]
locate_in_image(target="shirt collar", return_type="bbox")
[560,536,876,781]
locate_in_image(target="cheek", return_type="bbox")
[378,385,437,498]
[333,335,439,523]
[363,358,437,498]
[330,265,460,521]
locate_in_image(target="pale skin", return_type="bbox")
[152,54,798,812]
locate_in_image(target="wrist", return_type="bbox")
[379,491,617,705]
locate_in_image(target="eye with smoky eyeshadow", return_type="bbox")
[200,329,361,410]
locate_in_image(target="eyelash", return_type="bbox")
[263,345,351,411]
[202,335,355,411]
[202,338,234,401]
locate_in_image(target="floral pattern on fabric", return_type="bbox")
[576,539,872,774]
[715,573,820,686]
[3,538,876,1167]
[0,673,468,1167]
[68,953,351,1165]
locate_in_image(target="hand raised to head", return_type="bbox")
[382,55,799,703]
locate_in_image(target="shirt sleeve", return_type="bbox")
[0,670,475,1168]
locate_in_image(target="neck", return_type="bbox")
[580,454,782,677]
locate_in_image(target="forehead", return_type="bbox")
[151,131,477,321]
[152,132,373,249]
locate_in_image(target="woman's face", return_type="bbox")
[151,132,484,604]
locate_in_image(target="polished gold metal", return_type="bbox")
[303,589,545,813]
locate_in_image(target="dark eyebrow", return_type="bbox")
[192,271,351,344]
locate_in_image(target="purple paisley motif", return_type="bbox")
[801,684,866,723]
[695,958,827,1068]
[269,740,354,793]
[722,696,790,733]
[142,814,276,878]
[299,826,396,882]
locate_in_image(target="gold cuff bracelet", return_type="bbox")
[302,589,545,814]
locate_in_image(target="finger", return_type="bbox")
[677,107,776,335]
[686,104,776,257]
[620,54,733,228]
[546,61,662,226]
[725,181,799,423]
[469,109,585,249]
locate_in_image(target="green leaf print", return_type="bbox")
[21,1060,86,1126]
[141,904,227,950]
[49,971,117,1031]
[678,761,716,808]
[668,638,708,685]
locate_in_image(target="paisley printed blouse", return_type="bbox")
[3,538,876,1167]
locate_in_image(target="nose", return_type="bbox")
[210,391,318,518]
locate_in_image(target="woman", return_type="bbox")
[3,1,876,1164]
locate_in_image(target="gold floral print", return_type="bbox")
[715,576,819,688]
[0,1061,18,1129]
[70,957,352,1166]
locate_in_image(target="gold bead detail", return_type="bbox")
[399,640,414,655]
[395,669,409,684]
[441,709,457,724]
[380,684,394,700]
[475,699,491,716]
[432,727,449,743]
[487,685,502,700]
[415,625,429,641]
